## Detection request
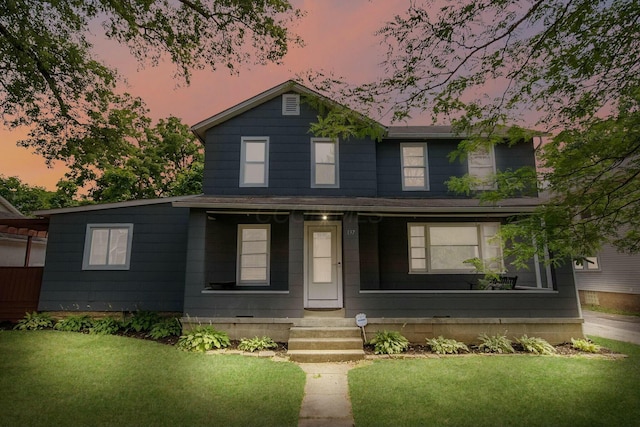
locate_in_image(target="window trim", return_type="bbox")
[401,143,430,191]
[240,136,269,187]
[311,137,340,188]
[282,94,300,115]
[82,223,134,270]
[468,146,497,190]
[407,222,503,274]
[574,256,600,272]
[236,224,271,286]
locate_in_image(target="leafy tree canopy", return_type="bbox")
[0,175,78,216]
[1,0,301,163]
[306,0,640,266]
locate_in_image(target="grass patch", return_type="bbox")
[582,304,640,317]
[0,330,305,427]
[349,337,640,427]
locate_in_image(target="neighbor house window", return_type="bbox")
[237,224,270,285]
[468,146,497,190]
[401,143,429,191]
[282,94,300,115]
[311,138,339,188]
[408,223,503,273]
[240,137,269,187]
[574,256,600,271]
[82,224,134,270]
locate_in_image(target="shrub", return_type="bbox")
[238,336,278,352]
[90,317,122,335]
[369,330,409,355]
[477,333,515,354]
[148,318,182,339]
[54,315,93,332]
[571,338,601,353]
[14,312,53,330]
[176,326,230,352]
[516,335,556,355]
[124,311,161,332]
[425,336,469,354]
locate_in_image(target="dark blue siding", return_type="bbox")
[203,95,377,196]
[38,203,189,312]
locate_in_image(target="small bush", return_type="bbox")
[54,315,93,332]
[90,317,122,335]
[148,318,182,339]
[425,336,469,354]
[571,338,601,353]
[477,333,515,354]
[176,326,230,352]
[369,330,409,355]
[14,312,53,330]
[124,311,161,333]
[238,336,278,352]
[517,335,556,355]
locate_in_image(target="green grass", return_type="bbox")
[582,304,640,317]
[349,337,640,427]
[0,330,305,427]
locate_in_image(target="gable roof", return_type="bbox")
[190,80,385,143]
[34,195,198,217]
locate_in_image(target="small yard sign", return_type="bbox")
[355,313,368,342]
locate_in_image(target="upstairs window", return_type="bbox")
[282,94,300,115]
[311,138,339,188]
[468,146,497,190]
[82,224,134,270]
[408,223,503,273]
[574,256,600,271]
[401,143,429,191]
[240,137,269,187]
[237,224,270,285]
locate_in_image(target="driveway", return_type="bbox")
[582,309,640,345]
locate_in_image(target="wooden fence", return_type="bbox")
[0,267,43,322]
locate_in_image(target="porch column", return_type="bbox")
[342,212,361,315]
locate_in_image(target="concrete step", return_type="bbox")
[297,317,356,327]
[288,349,366,363]
[288,337,364,351]
[289,326,362,339]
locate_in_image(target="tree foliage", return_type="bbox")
[1,0,301,163]
[0,175,78,215]
[306,0,640,265]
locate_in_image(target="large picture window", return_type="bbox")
[82,224,134,270]
[468,146,497,190]
[401,143,429,190]
[237,224,270,285]
[311,138,339,188]
[408,223,503,273]
[240,137,269,187]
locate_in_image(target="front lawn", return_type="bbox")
[349,337,640,427]
[0,330,305,427]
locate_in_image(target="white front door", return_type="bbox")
[304,222,343,308]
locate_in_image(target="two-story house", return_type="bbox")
[35,81,583,346]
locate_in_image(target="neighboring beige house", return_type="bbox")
[0,196,47,267]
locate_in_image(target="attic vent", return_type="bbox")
[282,94,300,115]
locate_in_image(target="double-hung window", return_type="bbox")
[237,224,270,285]
[311,138,339,188]
[82,224,134,270]
[408,223,503,273]
[468,146,497,190]
[401,143,429,191]
[240,137,269,187]
[574,256,600,271]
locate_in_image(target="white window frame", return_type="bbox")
[237,224,270,286]
[407,222,503,274]
[240,136,269,187]
[82,224,134,270]
[282,94,300,115]
[401,143,429,191]
[311,138,339,188]
[574,256,600,271]
[468,146,497,190]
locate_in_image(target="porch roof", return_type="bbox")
[172,195,543,216]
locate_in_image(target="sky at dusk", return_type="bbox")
[0,0,433,190]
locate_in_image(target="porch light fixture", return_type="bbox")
[322,215,328,220]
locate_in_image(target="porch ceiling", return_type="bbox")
[0,217,49,237]
[172,195,543,215]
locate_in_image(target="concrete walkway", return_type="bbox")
[297,363,355,427]
[582,309,640,345]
